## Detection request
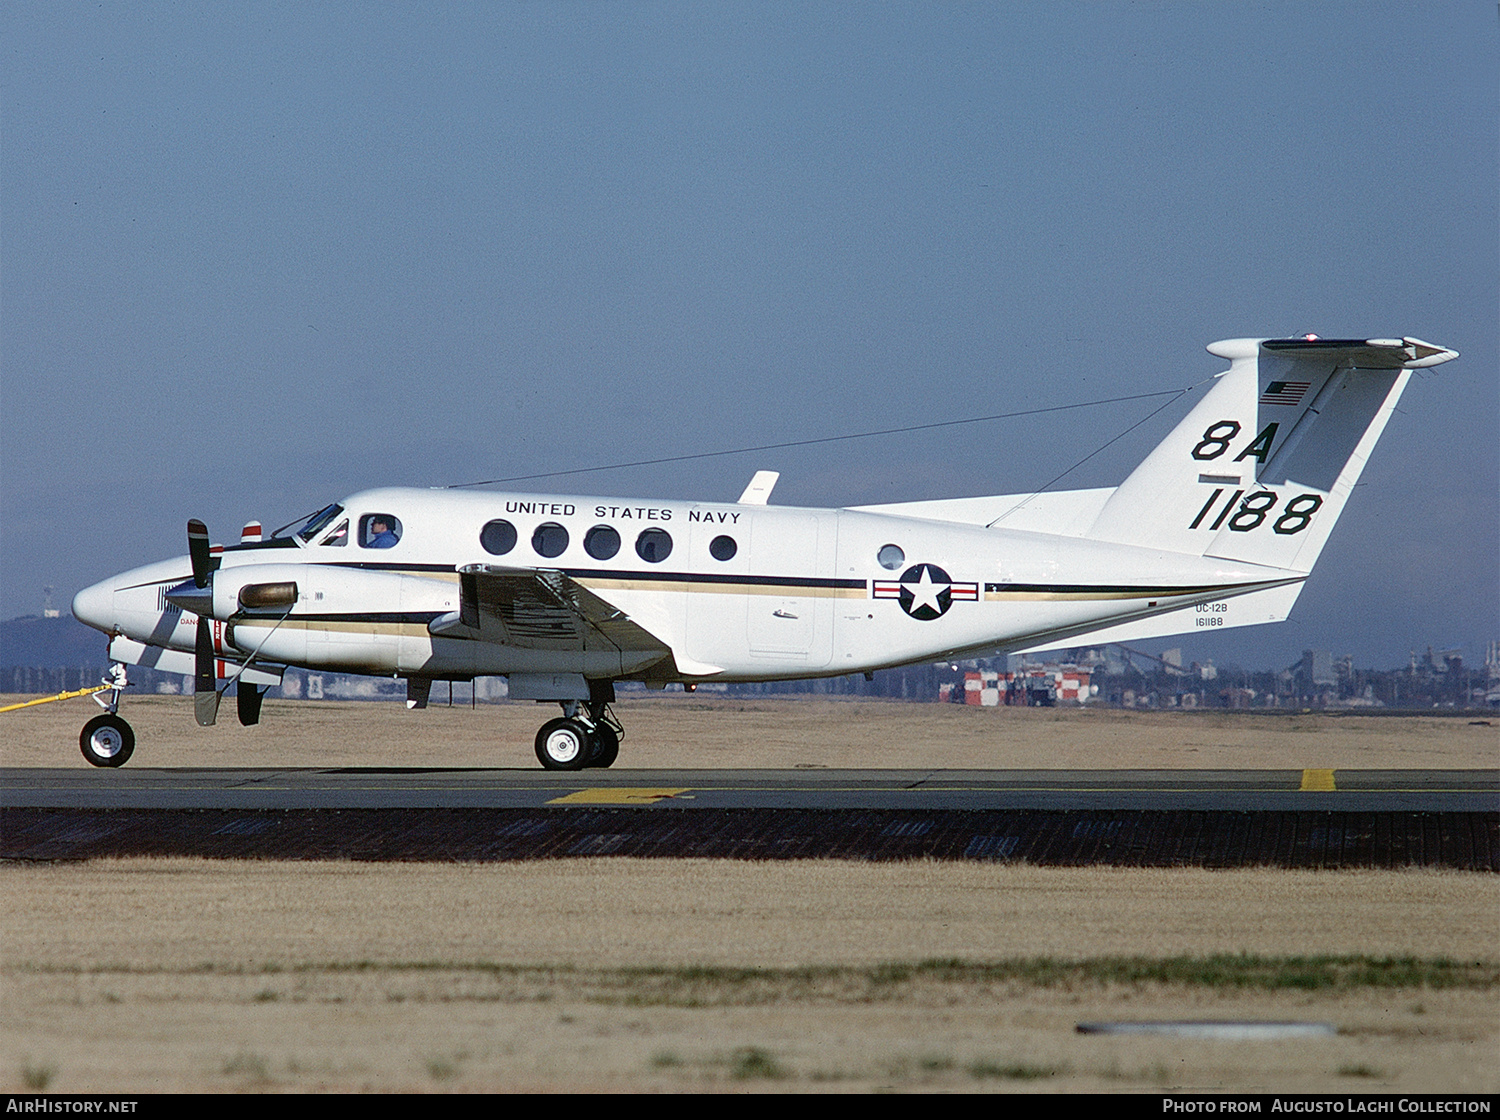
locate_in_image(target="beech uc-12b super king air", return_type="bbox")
[70,334,1457,769]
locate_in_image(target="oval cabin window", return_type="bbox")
[532,522,569,559]
[635,528,672,563]
[480,519,517,556]
[584,525,621,560]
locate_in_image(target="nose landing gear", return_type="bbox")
[80,665,134,767]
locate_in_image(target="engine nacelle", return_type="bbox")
[200,563,457,672]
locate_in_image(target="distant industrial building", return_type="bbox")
[1,613,1494,710]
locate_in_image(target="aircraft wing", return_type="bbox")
[432,564,676,673]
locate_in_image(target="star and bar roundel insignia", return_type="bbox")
[872,563,979,620]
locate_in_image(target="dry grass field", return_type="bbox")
[3,861,1497,1094]
[2,695,1497,1093]
[3,691,1497,770]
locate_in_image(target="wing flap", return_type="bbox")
[444,564,675,664]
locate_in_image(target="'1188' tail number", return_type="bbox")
[1189,489,1323,534]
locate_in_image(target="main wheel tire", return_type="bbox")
[535,717,591,770]
[589,725,620,768]
[80,714,135,768]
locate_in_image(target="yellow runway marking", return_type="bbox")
[547,787,690,805]
[1300,769,1337,791]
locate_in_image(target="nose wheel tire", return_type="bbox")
[535,718,591,770]
[80,714,135,767]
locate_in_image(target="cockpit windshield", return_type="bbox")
[278,503,346,543]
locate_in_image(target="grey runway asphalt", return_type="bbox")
[3,766,1496,812]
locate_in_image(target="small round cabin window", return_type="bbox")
[877,544,905,570]
[635,528,673,563]
[709,534,737,561]
[532,522,569,559]
[480,519,517,556]
[584,525,621,560]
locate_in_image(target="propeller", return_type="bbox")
[189,520,221,726]
[163,520,222,726]
[168,519,293,728]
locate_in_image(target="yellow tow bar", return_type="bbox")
[0,685,111,713]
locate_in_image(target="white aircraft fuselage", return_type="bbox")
[77,486,1293,685]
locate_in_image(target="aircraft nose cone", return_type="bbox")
[72,579,117,634]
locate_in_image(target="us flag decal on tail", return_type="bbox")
[1259,380,1311,406]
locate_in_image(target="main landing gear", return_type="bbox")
[534,688,623,771]
[80,664,134,767]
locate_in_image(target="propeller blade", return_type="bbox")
[188,519,213,589]
[193,617,220,727]
[236,683,264,726]
[195,689,222,727]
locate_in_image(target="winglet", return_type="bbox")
[737,470,779,505]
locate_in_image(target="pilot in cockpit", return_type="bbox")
[364,516,400,549]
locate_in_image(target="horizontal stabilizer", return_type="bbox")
[1260,336,1457,369]
[1013,578,1306,654]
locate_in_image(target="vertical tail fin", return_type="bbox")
[1088,336,1457,571]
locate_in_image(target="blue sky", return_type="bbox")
[4,2,1495,670]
